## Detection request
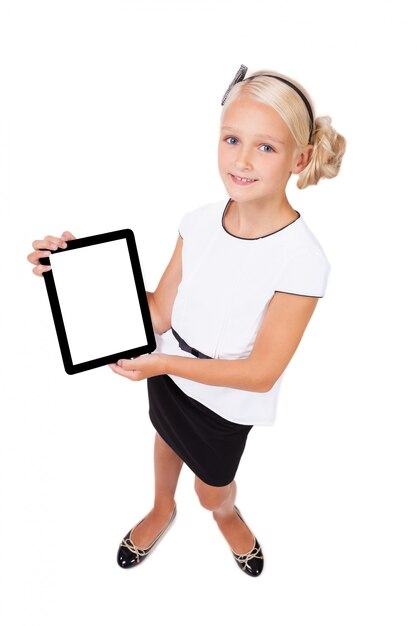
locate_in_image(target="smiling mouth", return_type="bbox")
[230,174,258,184]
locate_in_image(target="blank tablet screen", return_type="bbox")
[40,229,156,374]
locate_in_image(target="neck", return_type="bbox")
[230,195,297,234]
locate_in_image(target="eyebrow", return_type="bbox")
[221,126,285,145]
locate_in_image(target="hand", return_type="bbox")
[108,353,166,382]
[27,231,77,276]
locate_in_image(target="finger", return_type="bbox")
[116,357,141,369]
[108,363,138,380]
[32,264,52,276]
[44,235,68,249]
[27,249,52,265]
[60,231,76,241]
[31,236,67,251]
[31,238,59,251]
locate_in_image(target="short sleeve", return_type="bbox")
[275,247,331,298]
[178,210,192,240]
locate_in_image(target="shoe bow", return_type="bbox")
[232,540,264,570]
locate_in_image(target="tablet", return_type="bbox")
[39,229,156,375]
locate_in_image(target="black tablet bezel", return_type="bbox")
[39,229,156,375]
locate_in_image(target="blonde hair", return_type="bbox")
[221,69,346,190]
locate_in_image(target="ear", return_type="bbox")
[290,145,314,174]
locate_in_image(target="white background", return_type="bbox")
[1,0,416,624]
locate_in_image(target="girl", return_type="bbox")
[28,64,346,578]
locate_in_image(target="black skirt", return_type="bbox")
[147,374,253,488]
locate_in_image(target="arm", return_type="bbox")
[247,291,319,391]
[164,354,261,392]
[164,291,319,392]
[147,234,183,335]
[145,291,161,334]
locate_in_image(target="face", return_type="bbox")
[218,95,310,206]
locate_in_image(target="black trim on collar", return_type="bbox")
[222,198,301,240]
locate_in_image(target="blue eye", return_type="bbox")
[223,137,275,152]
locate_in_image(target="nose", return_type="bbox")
[234,145,253,172]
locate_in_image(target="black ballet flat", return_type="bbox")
[231,506,264,577]
[117,504,177,569]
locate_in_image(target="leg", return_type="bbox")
[131,432,184,547]
[194,477,255,554]
[153,431,184,508]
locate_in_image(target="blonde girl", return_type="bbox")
[28,64,346,577]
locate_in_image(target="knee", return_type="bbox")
[194,477,231,511]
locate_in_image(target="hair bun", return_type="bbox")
[297,115,346,189]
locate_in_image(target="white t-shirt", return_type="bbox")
[153,198,331,427]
